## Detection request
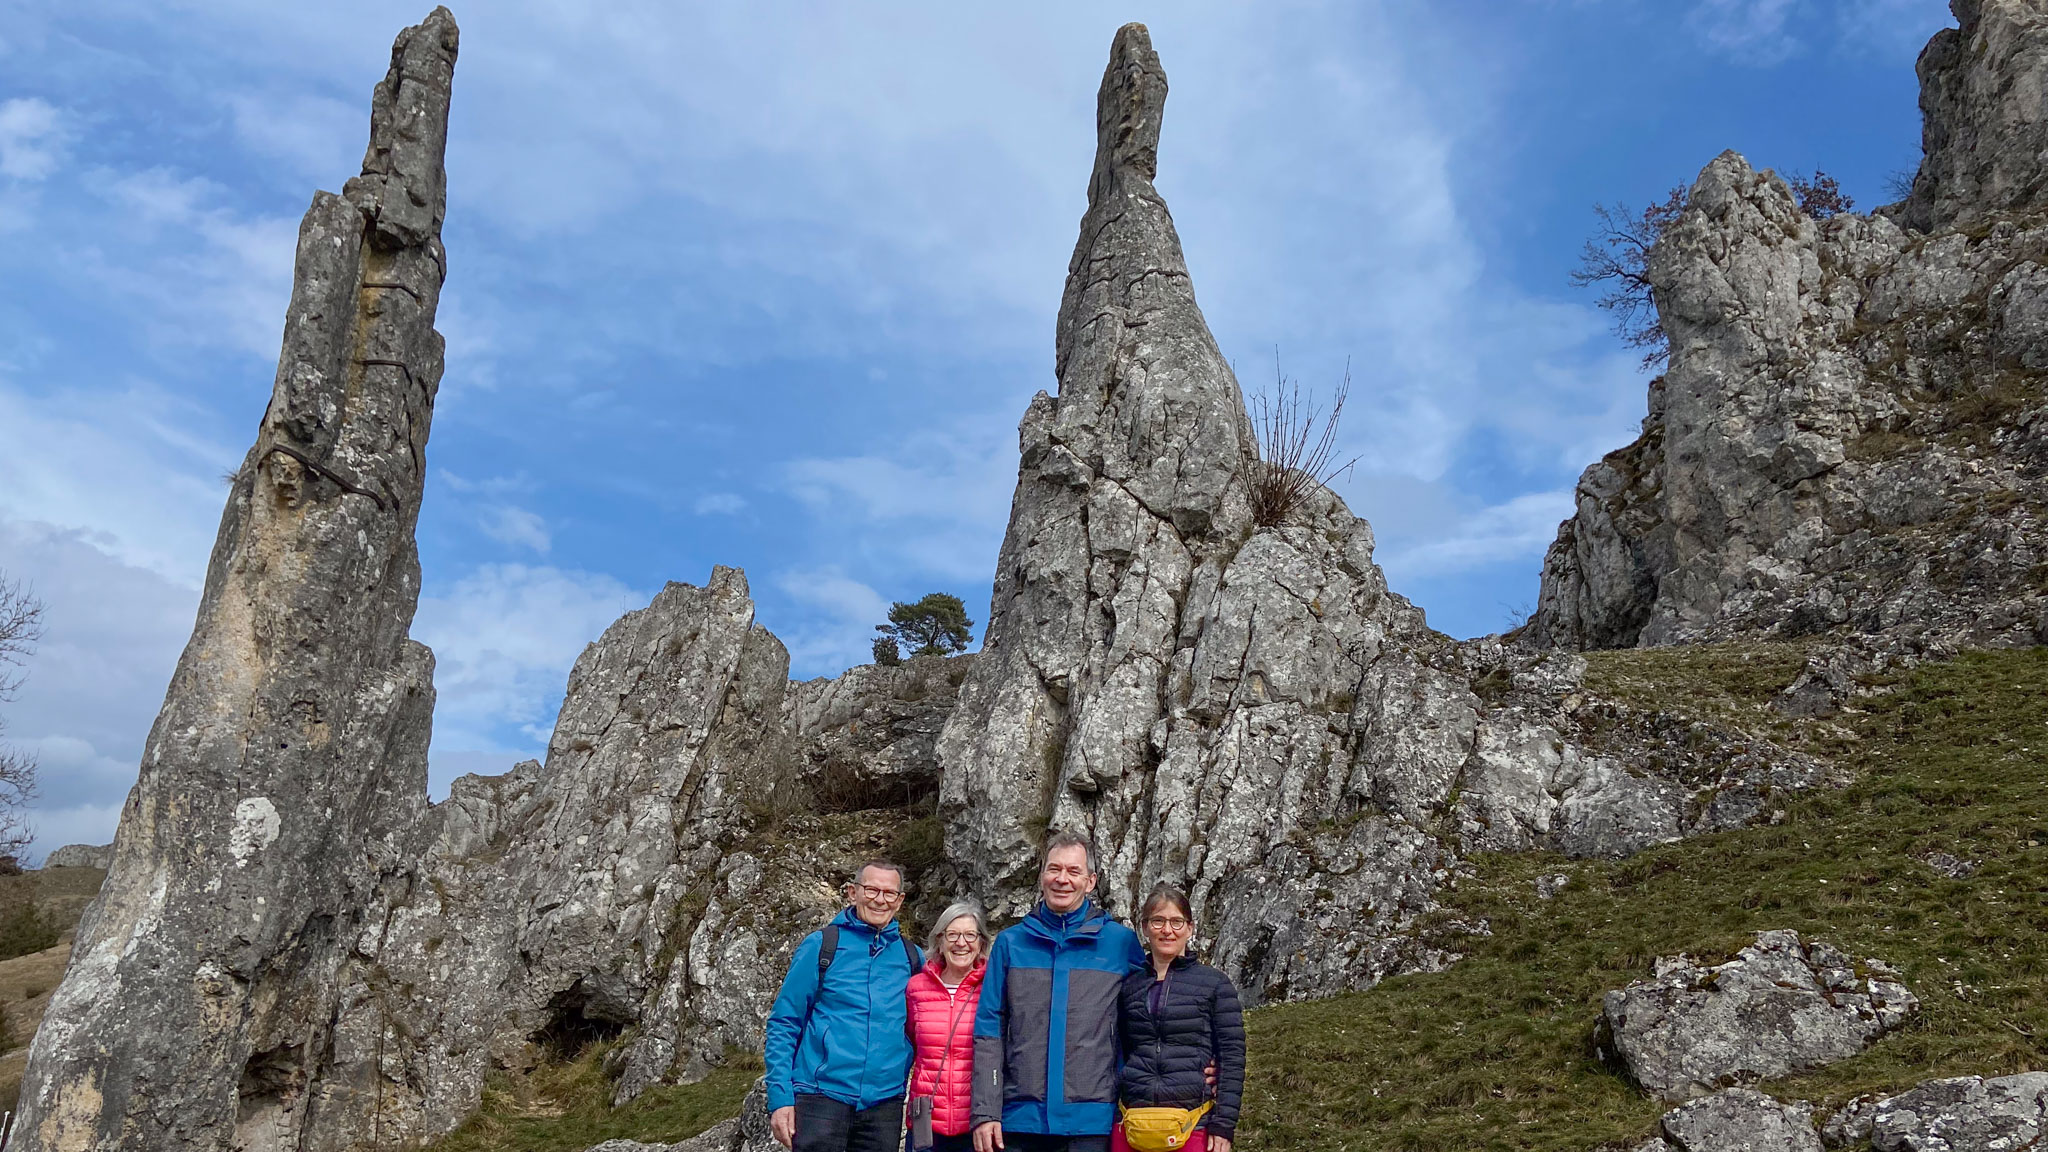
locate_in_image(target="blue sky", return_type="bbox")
[0,0,1947,857]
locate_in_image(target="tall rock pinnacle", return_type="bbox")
[937,23,1259,902]
[13,10,457,1150]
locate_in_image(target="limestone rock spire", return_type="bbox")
[12,10,457,1150]
[1900,0,2048,232]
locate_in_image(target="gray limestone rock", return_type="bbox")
[936,21,1833,1012]
[12,11,457,1151]
[1900,1,2048,233]
[1603,931,1918,1101]
[1659,1089,1824,1152]
[39,844,110,871]
[1867,1073,2048,1151]
[787,653,972,810]
[1529,5,2048,656]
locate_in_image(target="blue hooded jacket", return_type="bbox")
[764,907,920,1111]
[970,899,1145,1135]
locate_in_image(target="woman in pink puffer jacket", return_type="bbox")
[905,901,989,1151]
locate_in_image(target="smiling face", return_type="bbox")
[1040,843,1097,914]
[940,914,983,971]
[1142,902,1191,962]
[845,864,904,929]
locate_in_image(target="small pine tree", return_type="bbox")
[872,635,902,667]
[875,594,975,659]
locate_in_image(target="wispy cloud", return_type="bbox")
[1686,0,1804,65]
[477,505,551,554]
[694,492,747,515]
[774,568,892,677]
[0,98,66,181]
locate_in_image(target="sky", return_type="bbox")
[0,0,1949,859]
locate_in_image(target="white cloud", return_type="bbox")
[1686,0,1803,65]
[774,569,892,678]
[694,492,747,515]
[1835,0,1951,58]
[412,564,643,793]
[0,98,65,181]
[783,416,1017,581]
[1377,489,1575,581]
[478,505,551,554]
[0,520,199,862]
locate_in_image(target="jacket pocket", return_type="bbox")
[1063,966,1121,1103]
[1005,967,1052,1103]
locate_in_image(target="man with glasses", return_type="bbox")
[766,860,924,1152]
[971,832,1145,1152]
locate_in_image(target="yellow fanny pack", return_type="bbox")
[1119,1101,1213,1151]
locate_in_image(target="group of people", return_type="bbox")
[763,832,1246,1152]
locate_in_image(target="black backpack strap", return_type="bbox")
[907,941,923,977]
[817,923,840,980]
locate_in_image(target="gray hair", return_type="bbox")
[926,901,990,959]
[1042,830,1099,876]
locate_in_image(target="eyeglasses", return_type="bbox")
[857,884,903,902]
[943,931,981,944]
[1145,917,1190,932]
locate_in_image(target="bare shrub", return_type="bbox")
[1247,357,1361,529]
[0,576,41,864]
[1571,187,1688,369]
[1787,170,1855,219]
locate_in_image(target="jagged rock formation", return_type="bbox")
[1601,931,1917,1102]
[1528,0,2048,657]
[17,15,1878,1152]
[39,845,110,871]
[12,11,458,1152]
[935,22,1829,1008]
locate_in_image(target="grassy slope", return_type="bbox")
[434,644,2048,1151]
[1242,644,2048,1150]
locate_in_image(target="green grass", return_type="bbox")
[423,1046,761,1152]
[1240,645,2048,1150]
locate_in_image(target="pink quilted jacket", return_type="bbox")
[906,957,985,1136]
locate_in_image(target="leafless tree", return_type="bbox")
[0,576,43,864]
[1570,186,1688,369]
[1787,170,1855,219]
[1248,356,1362,528]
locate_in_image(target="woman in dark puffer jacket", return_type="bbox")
[1114,884,1244,1152]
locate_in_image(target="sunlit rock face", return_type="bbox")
[1528,1,2048,657]
[12,11,458,1151]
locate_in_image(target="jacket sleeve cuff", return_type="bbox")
[767,1084,796,1112]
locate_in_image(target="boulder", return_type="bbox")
[1643,1089,1825,1152]
[1868,1073,2048,1152]
[1603,931,1918,1100]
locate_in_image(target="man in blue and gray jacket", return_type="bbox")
[972,832,1146,1152]
[765,859,923,1152]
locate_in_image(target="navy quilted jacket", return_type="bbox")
[1116,955,1245,1139]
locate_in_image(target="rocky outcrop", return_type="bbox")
[1602,931,1917,1101]
[787,653,972,810]
[39,845,110,871]
[1634,1089,1824,1152]
[1529,2,2048,657]
[935,21,1832,1009]
[1901,0,2048,234]
[12,11,457,1152]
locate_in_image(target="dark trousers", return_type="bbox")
[796,1093,905,1152]
[1008,1137,1110,1152]
[930,1134,974,1152]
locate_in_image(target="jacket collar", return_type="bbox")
[1023,897,1105,942]
[922,955,988,987]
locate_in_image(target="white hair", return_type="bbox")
[926,900,990,959]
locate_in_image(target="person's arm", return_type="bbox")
[1208,973,1247,1140]
[971,934,1011,1146]
[764,930,824,1113]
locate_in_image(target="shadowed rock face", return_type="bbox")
[1527,3,2048,657]
[12,10,458,1151]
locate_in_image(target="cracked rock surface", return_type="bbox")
[1603,930,1918,1101]
[1635,1089,1825,1152]
[1528,2,2048,660]
[12,11,457,1151]
[936,22,1831,1008]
